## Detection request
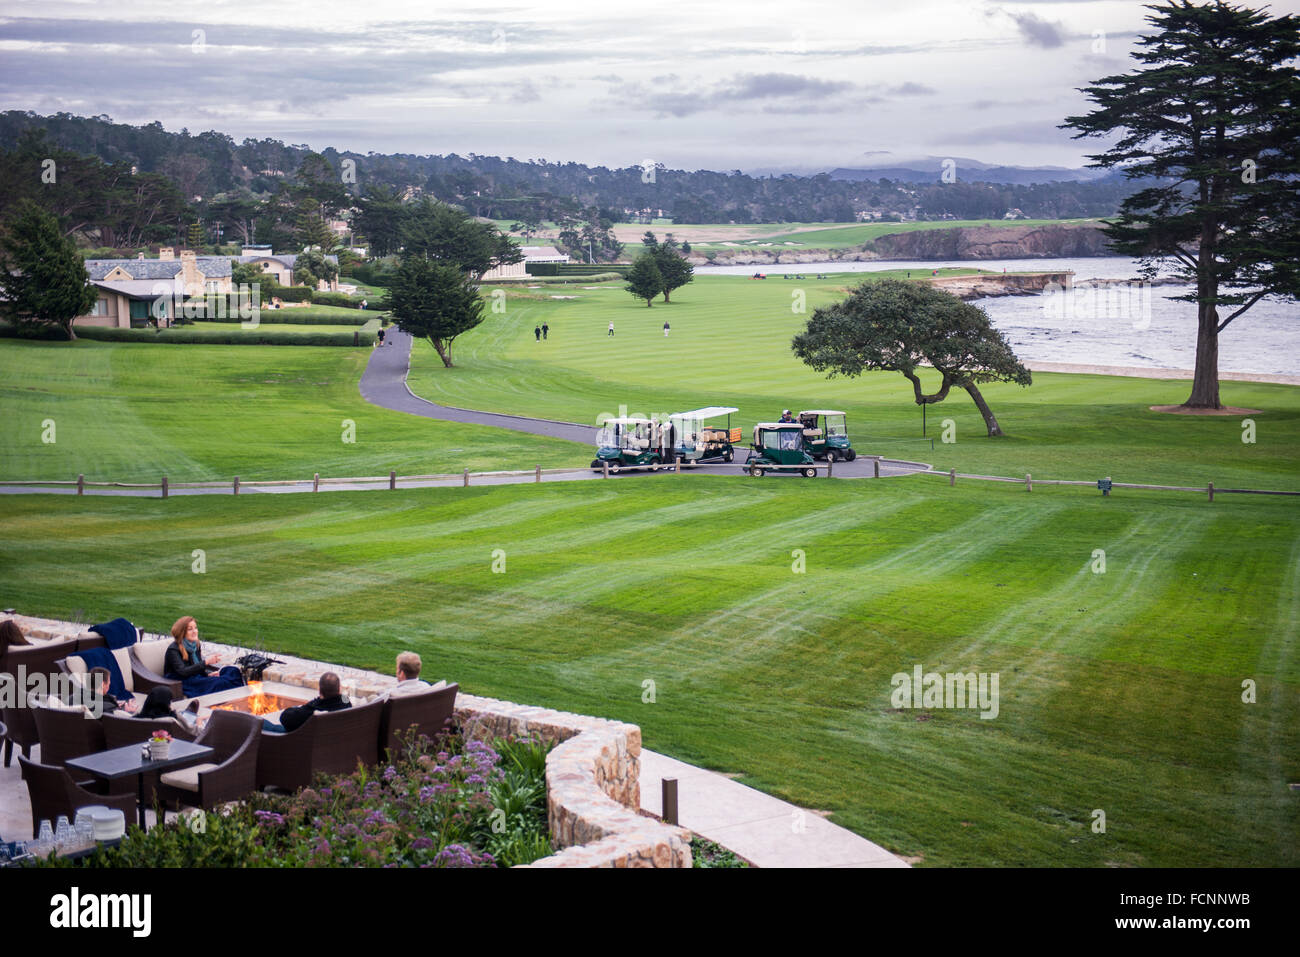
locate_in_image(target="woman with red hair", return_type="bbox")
[163,616,244,697]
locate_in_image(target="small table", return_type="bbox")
[66,740,215,831]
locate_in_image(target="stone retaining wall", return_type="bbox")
[6,615,693,868]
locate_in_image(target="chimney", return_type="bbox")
[179,250,200,295]
[158,247,174,261]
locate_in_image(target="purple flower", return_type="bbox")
[382,765,398,782]
[418,786,436,803]
[364,809,386,827]
[410,837,434,851]
[254,810,285,827]
[434,844,476,868]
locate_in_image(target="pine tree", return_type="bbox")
[1063,0,1300,409]
[625,253,663,307]
[0,200,98,340]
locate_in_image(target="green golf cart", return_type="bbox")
[798,410,856,461]
[591,417,670,473]
[668,406,740,464]
[747,422,818,477]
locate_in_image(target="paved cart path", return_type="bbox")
[0,331,931,496]
[361,328,932,480]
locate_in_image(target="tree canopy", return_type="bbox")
[0,199,98,340]
[1063,0,1300,408]
[792,279,1031,437]
[384,257,484,368]
[625,254,663,307]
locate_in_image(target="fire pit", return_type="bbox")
[204,681,310,719]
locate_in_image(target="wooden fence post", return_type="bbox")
[233,476,240,495]
[535,465,541,483]
[949,468,956,487]
[675,456,681,473]
[77,474,84,496]
[313,472,320,492]
[1208,481,1214,503]
[873,458,880,479]
[827,458,832,479]
[662,777,679,826]
[389,470,396,490]
[1026,473,1032,492]
[161,476,168,499]
[603,461,609,479]
[463,467,469,487]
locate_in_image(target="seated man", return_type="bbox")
[376,652,432,701]
[87,666,136,716]
[263,671,351,734]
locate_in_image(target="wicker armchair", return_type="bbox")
[256,697,384,791]
[32,703,106,770]
[157,711,261,810]
[18,755,137,839]
[379,683,459,760]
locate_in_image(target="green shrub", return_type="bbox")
[311,291,372,309]
[270,286,313,303]
[73,325,374,346]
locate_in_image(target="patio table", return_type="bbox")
[66,739,214,831]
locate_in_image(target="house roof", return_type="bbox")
[90,279,176,299]
[521,246,568,261]
[236,253,339,269]
[85,258,232,280]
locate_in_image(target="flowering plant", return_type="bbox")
[148,730,172,743]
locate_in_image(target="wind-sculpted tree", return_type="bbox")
[792,279,1031,437]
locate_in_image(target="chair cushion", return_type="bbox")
[429,680,448,691]
[159,763,219,792]
[132,640,170,676]
[111,647,134,694]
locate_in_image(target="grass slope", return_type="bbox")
[0,340,583,482]
[406,275,1300,489]
[1,477,1294,866]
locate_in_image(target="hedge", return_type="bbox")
[73,325,376,347]
[526,262,632,277]
[191,308,375,326]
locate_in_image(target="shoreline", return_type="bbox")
[1023,361,1300,386]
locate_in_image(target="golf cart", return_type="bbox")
[668,406,740,465]
[747,422,818,478]
[591,417,670,473]
[798,410,856,461]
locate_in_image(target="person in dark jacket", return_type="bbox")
[262,672,351,733]
[163,616,243,698]
[88,666,135,716]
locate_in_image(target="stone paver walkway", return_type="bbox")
[639,749,908,868]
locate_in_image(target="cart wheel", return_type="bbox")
[590,459,602,471]
[845,449,857,462]
[803,467,817,478]
[749,465,764,477]
[649,457,661,472]
[723,449,733,462]
[609,461,622,474]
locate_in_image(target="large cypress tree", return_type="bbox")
[0,199,98,340]
[1063,0,1300,409]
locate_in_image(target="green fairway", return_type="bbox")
[689,218,1103,251]
[0,340,584,482]
[1,477,1294,866]
[407,274,1300,490]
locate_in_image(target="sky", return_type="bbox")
[2,0,1298,173]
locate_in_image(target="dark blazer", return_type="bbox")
[163,643,212,680]
[279,694,352,734]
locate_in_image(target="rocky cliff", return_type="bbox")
[868,223,1111,260]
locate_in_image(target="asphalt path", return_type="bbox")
[0,330,931,497]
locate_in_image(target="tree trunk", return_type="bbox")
[1184,301,1222,408]
[963,382,1003,437]
[431,337,453,368]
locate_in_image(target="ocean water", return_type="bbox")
[698,256,1299,376]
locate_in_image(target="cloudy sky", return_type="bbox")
[2,0,1297,172]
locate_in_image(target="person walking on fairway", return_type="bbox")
[608,321,614,337]
[663,321,670,337]
[534,325,541,341]
[377,326,386,347]
[542,322,549,340]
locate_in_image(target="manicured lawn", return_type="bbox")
[409,274,1300,490]
[1,477,1294,866]
[0,339,585,482]
[690,218,1104,250]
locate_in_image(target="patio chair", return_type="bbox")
[157,710,262,811]
[18,755,137,839]
[56,638,182,710]
[1,703,37,768]
[101,712,197,749]
[379,683,459,760]
[32,701,106,770]
[256,697,383,791]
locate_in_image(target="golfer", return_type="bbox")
[534,325,541,341]
[608,322,614,337]
[663,321,670,337]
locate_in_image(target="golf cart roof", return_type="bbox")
[755,422,805,430]
[670,406,739,420]
[800,410,846,416]
[601,417,656,426]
